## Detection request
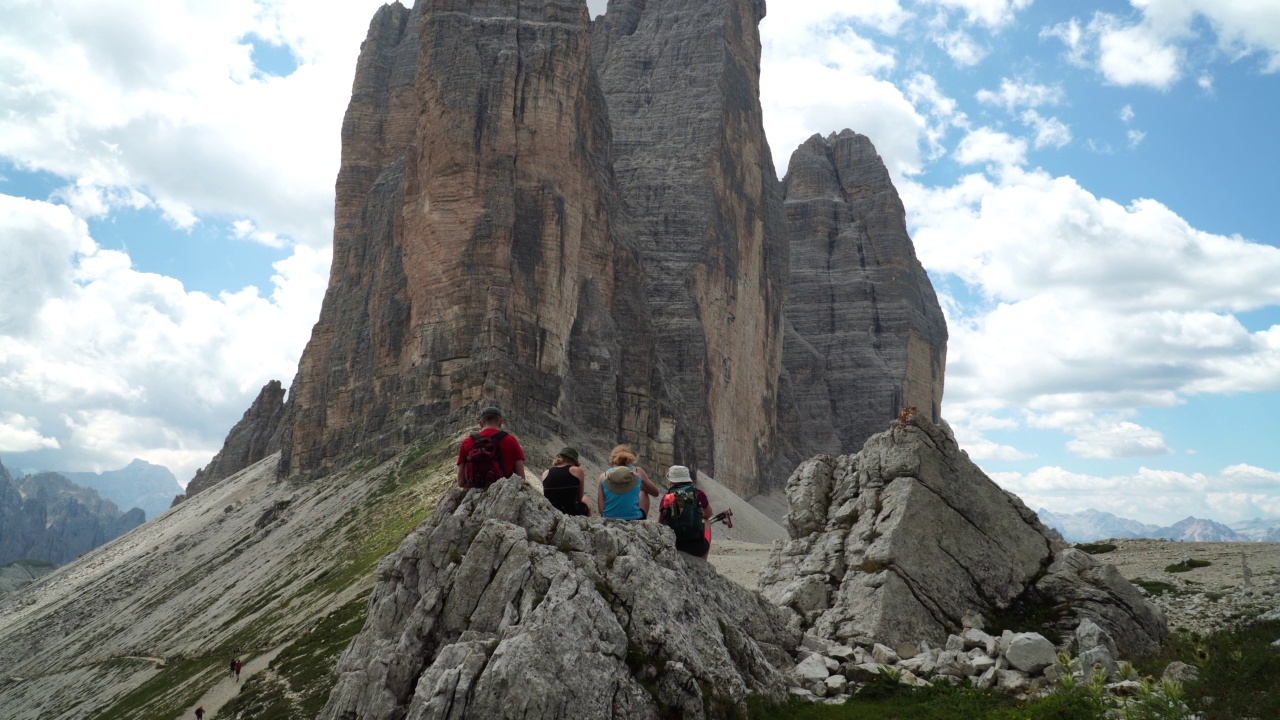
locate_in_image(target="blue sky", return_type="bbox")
[1,0,1278,526]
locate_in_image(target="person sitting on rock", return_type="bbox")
[456,406,526,489]
[541,447,589,516]
[658,465,713,558]
[597,445,659,521]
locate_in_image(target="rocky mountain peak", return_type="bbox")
[178,379,287,503]
[776,130,947,464]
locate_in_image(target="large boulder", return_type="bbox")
[320,478,800,720]
[759,412,1166,657]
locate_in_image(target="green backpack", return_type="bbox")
[662,485,704,540]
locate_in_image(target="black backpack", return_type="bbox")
[462,431,507,489]
[661,485,704,539]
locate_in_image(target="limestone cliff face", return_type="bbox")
[592,0,789,496]
[280,0,665,479]
[275,1,944,495]
[778,131,947,461]
[179,380,287,503]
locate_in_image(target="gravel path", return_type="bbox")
[177,642,291,720]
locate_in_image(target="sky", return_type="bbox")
[1,0,1278,527]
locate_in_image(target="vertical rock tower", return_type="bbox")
[592,0,790,494]
[280,0,664,478]
[778,131,947,459]
[251,0,947,498]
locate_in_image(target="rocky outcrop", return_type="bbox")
[776,131,947,462]
[592,0,790,495]
[320,478,799,720]
[759,413,1166,658]
[177,380,287,504]
[280,0,665,480]
[0,466,145,566]
[0,560,54,595]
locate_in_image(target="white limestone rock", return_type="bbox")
[1005,633,1056,674]
[761,415,1166,656]
[792,653,831,683]
[319,480,800,720]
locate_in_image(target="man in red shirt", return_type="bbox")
[456,406,526,487]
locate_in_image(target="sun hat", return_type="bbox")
[604,465,638,494]
[666,465,693,484]
[479,406,504,421]
[557,447,580,466]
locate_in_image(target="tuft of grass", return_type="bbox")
[1074,542,1117,555]
[746,679,1108,719]
[1164,559,1211,574]
[1138,619,1280,720]
[1132,579,1180,596]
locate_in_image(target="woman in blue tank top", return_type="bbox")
[597,445,659,520]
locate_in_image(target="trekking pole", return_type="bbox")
[709,508,734,528]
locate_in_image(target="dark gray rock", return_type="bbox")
[177,379,287,504]
[319,478,799,720]
[278,0,667,481]
[592,0,790,496]
[776,131,947,464]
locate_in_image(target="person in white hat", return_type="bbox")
[658,465,713,558]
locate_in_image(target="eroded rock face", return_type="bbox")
[759,413,1166,657]
[281,0,663,479]
[179,380,287,503]
[592,0,790,495]
[320,478,799,720]
[777,131,947,463]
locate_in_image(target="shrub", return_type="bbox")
[1164,559,1211,574]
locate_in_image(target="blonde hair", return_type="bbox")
[609,444,637,467]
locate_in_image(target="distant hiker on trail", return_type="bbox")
[229,658,237,678]
[658,465,713,558]
[195,706,205,720]
[234,658,242,680]
[597,445,659,521]
[541,447,590,516]
[457,406,526,489]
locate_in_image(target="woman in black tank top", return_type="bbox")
[541,448,589,516]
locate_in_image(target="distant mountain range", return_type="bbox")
[55,459,183,519]
[1037,508,1280,543]
[0,458,146,567]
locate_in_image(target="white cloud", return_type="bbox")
[976,79,1065,113]
[0,196,328,481]
[936,29,987,66]
[0,0,390,249]
[902,164,1280,469]
[920,0,1033,29]
[953,128,1027,168]
[1119,104,1135,123]
[0,413,61,453]
[1042,1,1280,91]
[1094,17,1182,88]
[762,7,928,179]
[1127,129,1147,147]
[1020,110,1072,149]
[992,464,1280,525]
